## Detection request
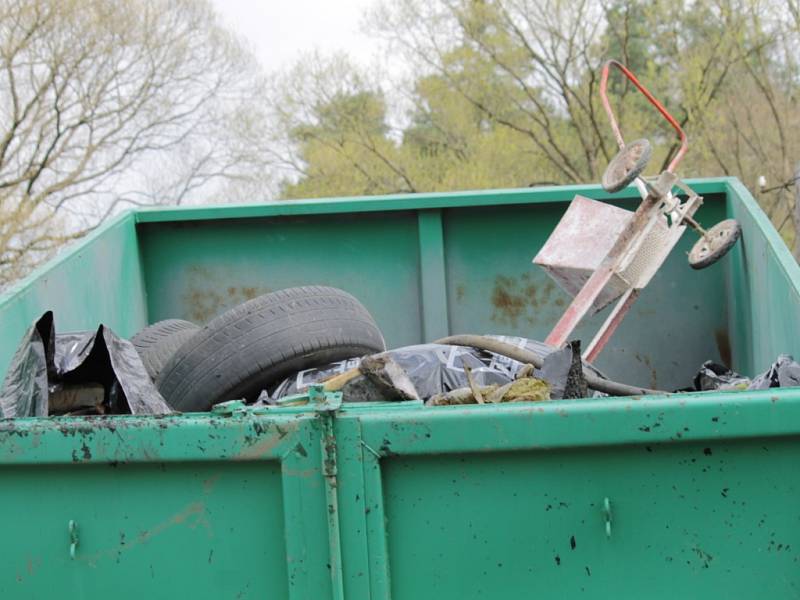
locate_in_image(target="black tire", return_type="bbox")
[131,319,200,381]
[156,286,386,411]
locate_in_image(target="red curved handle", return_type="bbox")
[599,59,687,173]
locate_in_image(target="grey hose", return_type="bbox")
[434,335,666,397]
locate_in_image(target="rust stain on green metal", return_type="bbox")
[182,265,272,323]
[490,274,560,328]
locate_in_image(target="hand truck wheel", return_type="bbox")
[601,138,652,193]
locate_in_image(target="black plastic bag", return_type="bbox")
[0,312,173,417]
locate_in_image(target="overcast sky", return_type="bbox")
[211,0,377,73]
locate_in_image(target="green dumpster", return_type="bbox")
[0,177,798,599]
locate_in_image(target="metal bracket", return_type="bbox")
[211,386,344,597]
[68,520,78,559]
[313,384,345,600]
[603,497,613,539]
[270,384,343,412]
[211,400,249,416]
[308,384,343,413]
[210,385,342,416]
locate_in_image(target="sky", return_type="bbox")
[211,0,377,73]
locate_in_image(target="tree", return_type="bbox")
[274,50,564,199]
[270,0,800,252]
[367,0,770,179]
[0,0,271,286]
[272,54,416,199]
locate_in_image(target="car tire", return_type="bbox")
[156,286,386,411]
[130,319,200,381]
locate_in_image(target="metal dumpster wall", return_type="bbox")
[337,393,800,599]
[0,213,149,379]
[0,411,336,599]
[2,178,798,389]
[0,174,799,598]
[724,178,800,375]
[134,180,735,390]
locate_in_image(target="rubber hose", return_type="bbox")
[434,335,666,397]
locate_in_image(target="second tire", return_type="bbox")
[131,319,200,381]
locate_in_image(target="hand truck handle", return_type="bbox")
[599,59,688,173]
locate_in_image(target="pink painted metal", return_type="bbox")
[600,60,688,172]
[533,196,635,314]
[583,288,640,363]
[541,188,670,350]
[537,60,701,363]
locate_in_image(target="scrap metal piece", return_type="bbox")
[539,341,588,399]
[322,355,421,403]
[533,60,740,362]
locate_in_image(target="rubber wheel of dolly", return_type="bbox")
[601,138,652,193]
[688,218,742,270]
[131,319,200,381]
[156,286,386,412]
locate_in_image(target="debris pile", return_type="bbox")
[269,337,600,406]
[690,355,800,392]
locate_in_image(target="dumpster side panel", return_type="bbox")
[381,440,797,600]
[2,461,288,599]
[0,414,334,599]
[135,184,734,392]
[0,213,148,379]
[726,179,800,374]
[136,212,424,348]
[352,393,800,599]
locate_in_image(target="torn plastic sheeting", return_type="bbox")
[0,312,173,418]
[749,355,800,389]
[692,361,750,391]
[691,355,800,392]
[0,316,50,418]
[270,335,601,401]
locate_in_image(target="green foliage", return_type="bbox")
[273,0,800,250]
